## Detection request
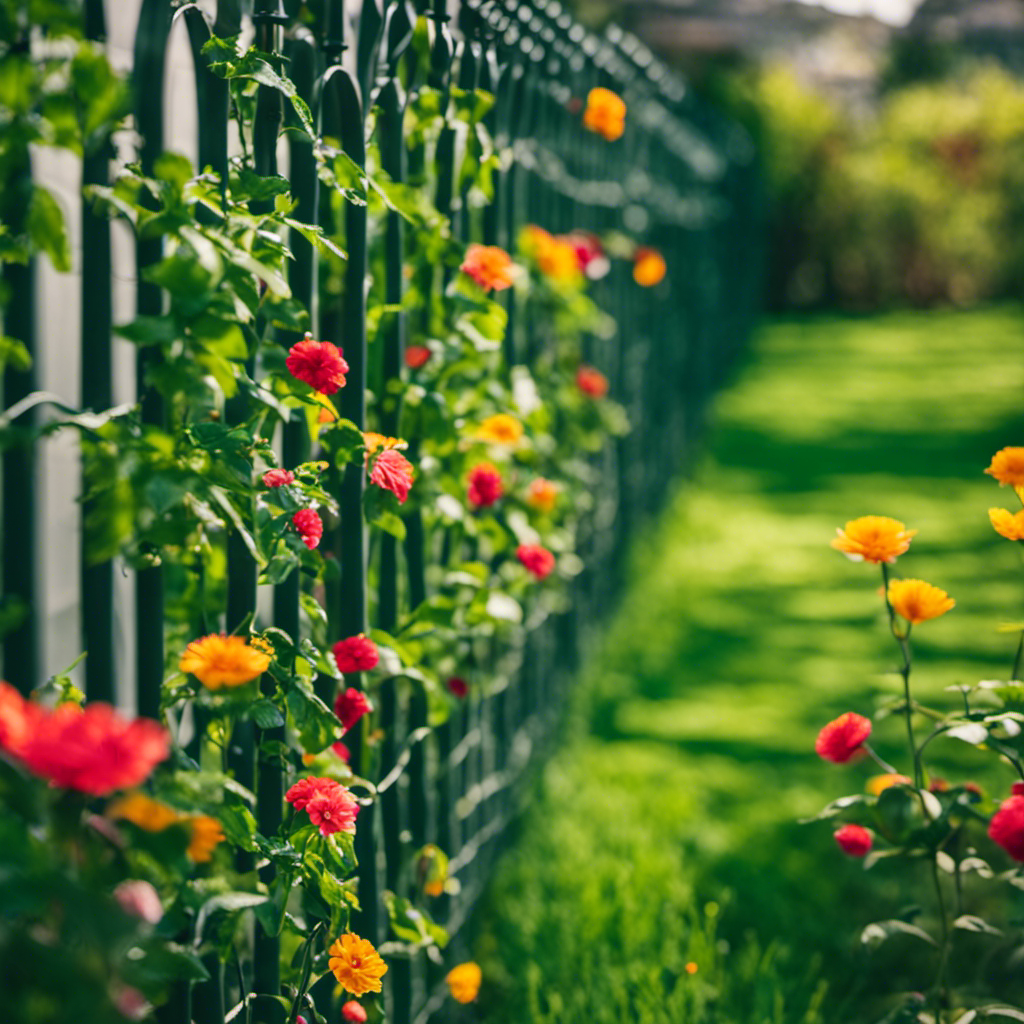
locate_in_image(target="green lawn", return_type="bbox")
[473,308,1024,1023]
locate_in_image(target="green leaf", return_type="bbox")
[861,919,937,949]
[115,315,179,347]
[28,185,71,272]
[194,891,271,942]
[250,699,285,729]
[285,684,340,753]
[952,914,1002,936]
[0,336,31,373]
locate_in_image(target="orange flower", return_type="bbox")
[362,432,408,459]
[525,478,558,514]
[831,515,916,564]
[519,226,581,282]
[328,933,388,996]
[476,414,523,445]
[460,244,515,292]
[582,87,626,141]
[633,247,667,287]
[888,579,955,624]
[866,773,912,796]
[446,962,482,1004]
[180,634,271,690]
[990,507,1024,541]
[108,792,181,832]
[187,815,225,862]
[986,447,1024,487]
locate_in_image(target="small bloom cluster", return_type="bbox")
[460,245,516,292]
[517,544,556,581]
[467,462,504,509]
[633,247,667,287]
[180,634,271,690]
[286,777,359,837]
[576,365,609,399]
[328,932,388,995]
[108,792,225,863]
[582,87,626,141]
[286,335,349,395]
[446,961,483,1004]
[292,508,323,549]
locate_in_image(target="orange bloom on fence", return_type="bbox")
[887,579,955,624]
[286,336,349,395]
[582,87,626,141]
[187,815,225,862]
[476,413,523,445]
[633,247,667,287]
[989,507,1024,541]
[461,244,515,292]
[831,515,916,564]
[526,478,559,514]
[520,226,581,282]
[180,634,271,690]
[866,773,912,796]
[108,792,181,832]
[328,933,388,995]
[985,447,1024,488]
[446,962,483,1003]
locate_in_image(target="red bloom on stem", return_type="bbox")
[370,449,415,505]
[989,789,1024,860]
[286,337,349,394]
[332,741,352,763]
[334,687,373,732]
[20,703,169,796]
[834,824,873,857]
[516,544,556,580]
[342,1002,368,1023]
[405,345,431,370]
[0,681,44,759]
[467,463,504,509]
[576,365,609,398]
[262,469,295,488]
[447,677,469,699]
[286,777,358,837]
[292,509,323,549]
[333,635,380,674]
[815,712,872,764]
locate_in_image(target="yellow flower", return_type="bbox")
[362,432,408,460]
[519,225,581,283]
[187,815,225,863]
[108,792,181,832]
[328,933,388,996]
[831,516,916,565]
[888,578,955,624]
[525,478,559,514]
[986,447,1024,487]
[582,87,626,141]
[990,507,1024,541]
[476,414,523,446]
[180,634,271,690]
[633,247,667,287]
[446,962,482,1004]
[866,773,912,796]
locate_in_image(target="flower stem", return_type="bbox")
[287,921,323,1024]
[881,563,921,788]
[930,855,951,1024]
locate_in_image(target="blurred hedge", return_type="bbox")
[716,63,1024,310]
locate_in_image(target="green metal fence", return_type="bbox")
[0,1,760,1021]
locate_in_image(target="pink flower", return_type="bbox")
[286,337,349,394]
[447,677,469,699]
[20,703,169,796]
[262,469,295,487]
[834,824,873,857]
[285,776,337,811]
[815,712,872,764]
[333,635,379,674]
[113,880,163,924]
[467,463,504,509]
[370,449,415,504]
[989,788,1024,861]
[334,687,373,732]
[342,1002,368,1023]
[516,544,556,580]
[306,786,359,836]
[292,509,323,549]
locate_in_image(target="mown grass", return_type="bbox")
[472,308,1024,1023]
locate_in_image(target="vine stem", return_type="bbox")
[880,563,921,788]
[287,920,324,1024]
[930,855,951,1024]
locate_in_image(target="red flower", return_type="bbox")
[332,741,352,763]
[342,1002,368,1023]
[834,824,873,857]
[306,786,359,836]
[447,677,469,698]
[566,232,605,276]
[333,634,380,674]
[815,712,872,764]
[576,365,609,398]
[20,703,169,796]
[262,469,295,488]
[467,463,504,509]
[286,337,349,394]
[292,509,323,549]
[989,790,1024,860]
[370,449,415,504]
[0,681,43,759]
[405,345,431,370]
[516,544,556,580]
[335,687,373,732]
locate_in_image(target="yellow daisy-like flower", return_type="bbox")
[866,773,912,796]
[888,578,955,624]
[187,815,225,863]
[179,634,271,690]
[582,87,626,141]
[108,792,181,832]
[990,507,1024,541]
[831,515,916,565]
[476,414,523,446]
[328,933,389,996]
[446,962,482,1004]
[986,447,1024,487]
